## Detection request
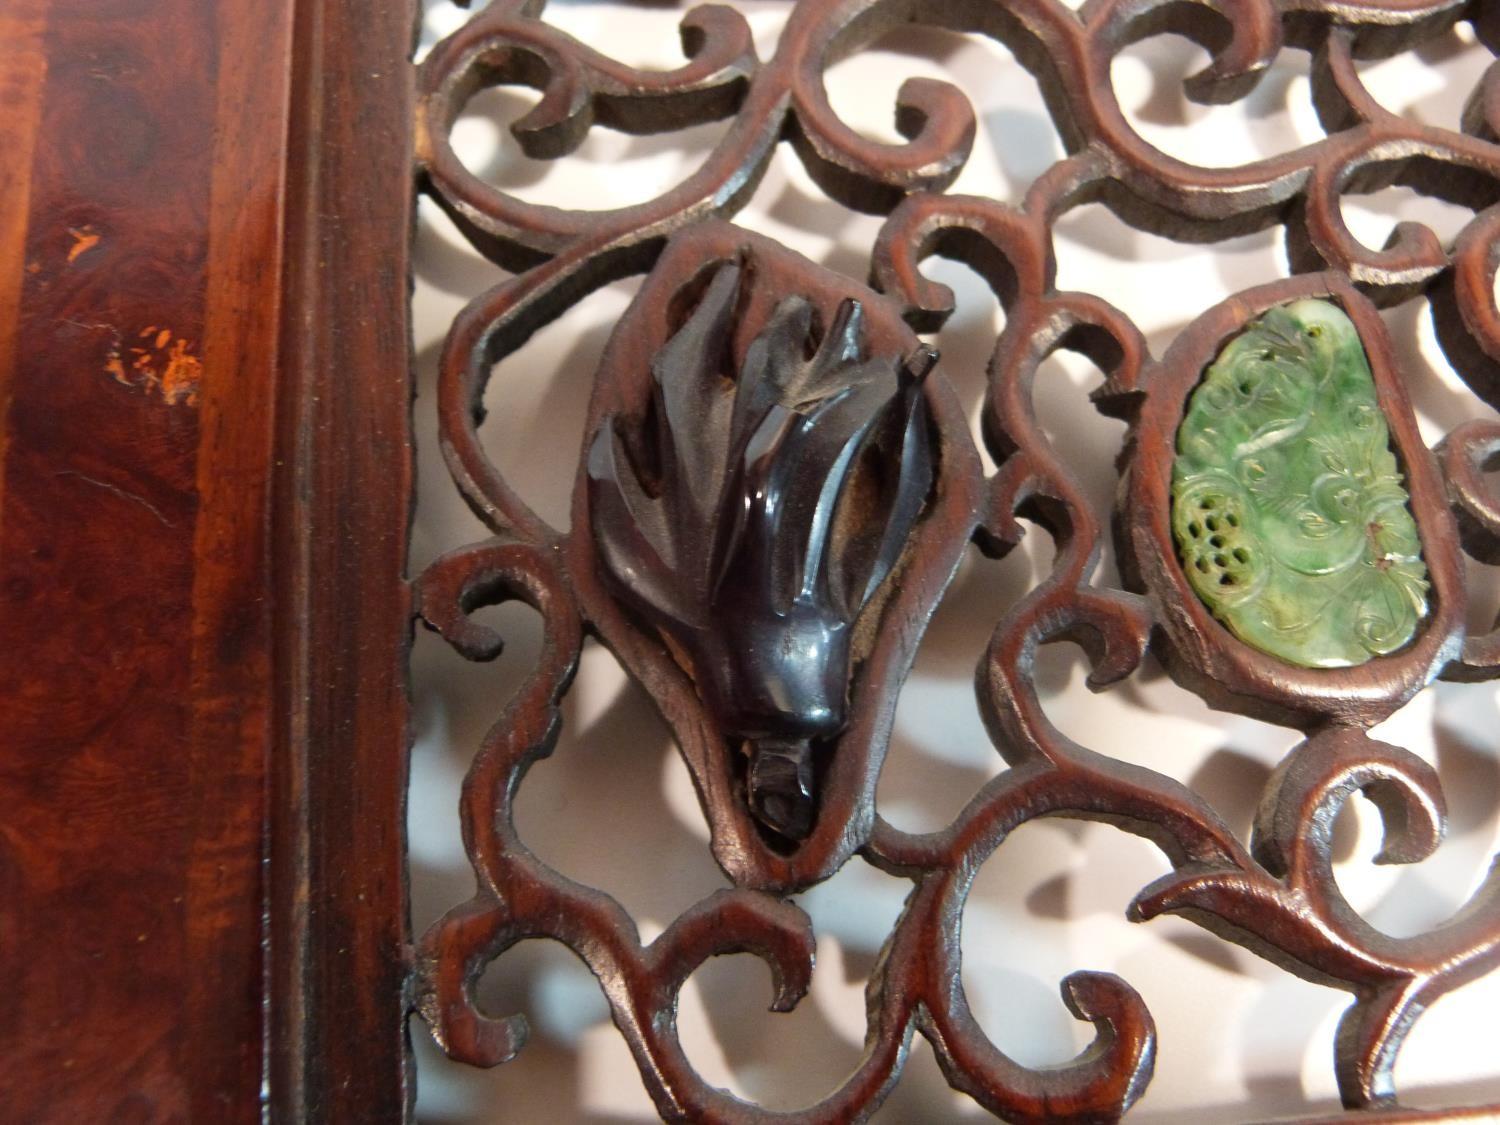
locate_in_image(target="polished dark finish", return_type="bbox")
[269,0,418,1119]
[587,258,937,842]
[412,0,1500,1121]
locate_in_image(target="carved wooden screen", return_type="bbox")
[403,0,1500,1121]
[7,0,1500,1121]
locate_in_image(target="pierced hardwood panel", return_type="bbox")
[408,1,1500,1119]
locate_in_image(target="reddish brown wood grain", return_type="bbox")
[0,2,49,491]
[0,0,417,1116]
[268,0,417,1119]
[0,0,294,1118]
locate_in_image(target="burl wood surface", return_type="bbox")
[0,0,294,1118]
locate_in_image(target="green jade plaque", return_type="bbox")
[1171,299,1429,668]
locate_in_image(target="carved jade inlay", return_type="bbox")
[1170,300,1428,669]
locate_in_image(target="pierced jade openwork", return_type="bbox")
[1171,299,1429,669]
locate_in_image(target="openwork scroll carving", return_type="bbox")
[410,0,1500,1118]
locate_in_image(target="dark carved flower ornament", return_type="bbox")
[554,222,981,896]
[587,253,938,844]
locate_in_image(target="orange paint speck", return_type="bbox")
[66,226,100,263]
[105,326,201,406]
[104,350,129,384]
[158,338,202,406]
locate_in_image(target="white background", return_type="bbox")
[407,3,1500,1120]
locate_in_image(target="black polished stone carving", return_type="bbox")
[587,259,935,841]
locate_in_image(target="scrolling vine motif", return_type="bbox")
[411,0,1500,1119]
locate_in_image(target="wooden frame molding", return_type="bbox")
[270,0,418,1118]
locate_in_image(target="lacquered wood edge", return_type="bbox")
[268,0,419,1119]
